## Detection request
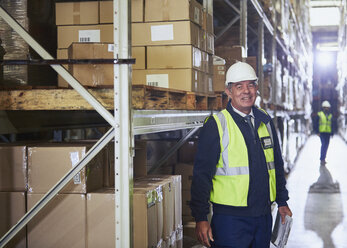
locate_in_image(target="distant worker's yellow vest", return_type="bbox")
[318,111,332,133]
[210,109,276,206]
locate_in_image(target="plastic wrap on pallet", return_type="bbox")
[0,0,29,85]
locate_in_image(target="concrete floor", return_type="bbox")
[284,135,347,248]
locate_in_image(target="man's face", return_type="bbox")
[225,80,258,114]
[323,107,330,112]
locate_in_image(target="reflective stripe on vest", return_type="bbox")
[318,111,332,133]
[210,109,276,206]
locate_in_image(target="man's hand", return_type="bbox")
[278,206,292,224]
[195,221,214,247]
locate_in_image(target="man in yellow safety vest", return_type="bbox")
[190,61,292,248]
[315,100,334,165]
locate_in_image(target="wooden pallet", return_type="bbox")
[132,85,221,110]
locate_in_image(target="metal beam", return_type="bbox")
[240,0,248,56]
[216,16,240,41]
[148,127,201,174]
[0,128,115,248]
[0,6,115,127]
[113,0,132,247]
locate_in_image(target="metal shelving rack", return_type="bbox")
[0,0,312,247]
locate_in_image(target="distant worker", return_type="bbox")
[190,61,292,247]
[314,100,334,165]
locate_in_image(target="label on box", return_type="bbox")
[70,152,81,184]
[108,44,114,52]
[78,30,100,42]
[194,7,200,24]
[217,66,225,70]
[218,71,225,75]
[151,24,174,41]
[146,74,169,88]
[208,77,213,92]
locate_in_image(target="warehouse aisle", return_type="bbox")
[284,135,347,248]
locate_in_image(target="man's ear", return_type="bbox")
[225,87,232,99]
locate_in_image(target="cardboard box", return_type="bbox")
[0,192,26,248]
[213,55,226,92]
[104,140,147,188]
[0,146,27,192]
[68,42,114,87]
[202,11,214,34]
[145,0,203,26]
[215,45,245,70]
[99,0,144,23]
[86,188,115,247]
[132,46,146,70]
[243,56,257,71]
[57,24,113,49]
[175,163,193,190]
[134,180,163,244]
[132,21,201,48]
[57,49,69,88]
[27,144,104,194]
[147,45,203,71]
[133,187,158,248]
[56,1,99,26]
[182,189,191,216]
[137,176,175,240]
[132,69,201,92]
[27,193,86,248]
[178,141,197,163]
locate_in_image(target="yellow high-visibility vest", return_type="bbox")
[210,109,276,206]
[318,111,332,133]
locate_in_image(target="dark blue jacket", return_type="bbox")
[190,102,289,222]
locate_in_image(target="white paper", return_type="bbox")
[78,30,100,42]
[151,24,174,41]
[108,44,114,52]
[194,7,200,24]
[146,74,169,88]
[271,211,293,248]
[70,152,81,184]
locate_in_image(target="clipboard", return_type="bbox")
[271,211,293,248]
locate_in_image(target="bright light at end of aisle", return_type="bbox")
[315,51,335,68]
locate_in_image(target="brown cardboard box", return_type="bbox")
[86,188,115,247]
[213,55,226,92]
[132,46,146,70]
[0,192,26,248]
[57,49,69,88]
[68,42,114,87]
[132,21,201,48]
[147,45,203,71]
[57,24,113,49]
[99,0,144,23]
[27,144,104,194]
[178,141,197,163]
[104,140,147,188]
[135,176,174,241]
[243,56,257,71]
[0,146,27,192]
[202,10,214,34]
[56,1,99,26]
[215,45,245,70]
[145,0,203,26]
[174,163,193,190]
[134,180,163,244]
[27,193,86,248]
[133,187,158,248]
[182,189,191,216]
[132,69,201,92]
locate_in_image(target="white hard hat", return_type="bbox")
[322,100,331,108]
[225,61,258,85]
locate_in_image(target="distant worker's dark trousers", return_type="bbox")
[320,133,331,161]
[210,213,272,248]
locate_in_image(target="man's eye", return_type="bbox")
[248,84,255,88]
[236,85,242,90]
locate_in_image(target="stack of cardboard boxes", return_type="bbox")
[0,141,181,247]
[132,0,215,93]
[56,0,216,95]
